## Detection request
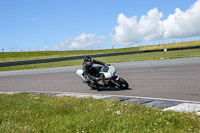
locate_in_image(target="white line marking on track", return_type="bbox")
[162,103,200,113]
[197,112,200,115]
[57,91,200,104]
[1,91,200,104]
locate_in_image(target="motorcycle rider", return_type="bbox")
[82,56,106,85]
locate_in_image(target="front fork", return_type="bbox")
[112,75,120,80]
[111,75,121,87]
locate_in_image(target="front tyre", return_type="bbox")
[116,77,129,89]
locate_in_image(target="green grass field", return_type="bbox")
[0,93,199,133]
[0,47,140,62]
[1,48,200,71]
[0,40,200,62]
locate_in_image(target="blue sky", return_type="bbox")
[0,0,200,51]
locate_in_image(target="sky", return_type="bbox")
[0,0,200,52]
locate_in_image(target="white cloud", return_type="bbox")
[112,0,200,45]
[69,33,106,49]
[59,37,71,48]
[163,0,200,38]
[53,37,71,50]
[47,33,106,50]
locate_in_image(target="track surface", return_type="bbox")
[0,57,200,101]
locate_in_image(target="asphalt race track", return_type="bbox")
[0,57,200,102]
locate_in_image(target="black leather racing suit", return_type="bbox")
[82,59,105,81]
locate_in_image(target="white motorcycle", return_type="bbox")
[76,65,129,90]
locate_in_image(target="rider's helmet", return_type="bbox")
[84,56,93,68]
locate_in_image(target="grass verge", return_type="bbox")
[0,93,199,133]
[1,48,200,71]
[0,40,200,62]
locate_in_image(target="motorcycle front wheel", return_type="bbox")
[115,77,129,89]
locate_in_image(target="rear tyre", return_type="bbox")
[117,77,129,89]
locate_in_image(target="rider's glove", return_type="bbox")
[104,64,110,66]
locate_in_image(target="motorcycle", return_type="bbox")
[76,64,129,90]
